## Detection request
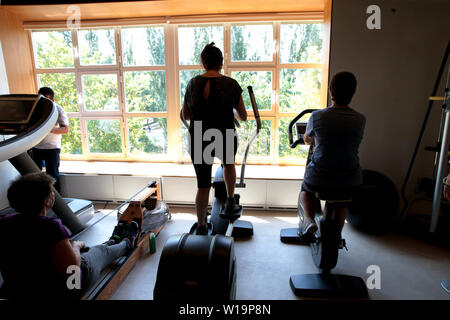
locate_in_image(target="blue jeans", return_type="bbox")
[31,148,61,192]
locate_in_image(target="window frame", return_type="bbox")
[30,16,327,165]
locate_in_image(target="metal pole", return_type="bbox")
[430,93,450,232]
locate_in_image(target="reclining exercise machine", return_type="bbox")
[0,94,170,299]
[0,94,93,231]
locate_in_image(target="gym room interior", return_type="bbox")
[0,0,449,302]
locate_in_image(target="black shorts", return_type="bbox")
[301,181,358,201]
[189,130,238,188]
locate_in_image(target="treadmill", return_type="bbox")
[0,94,93,234]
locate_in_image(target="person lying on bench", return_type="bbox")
[301,72,366,248]
[0,173,139,299]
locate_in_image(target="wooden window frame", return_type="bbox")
[29,13,328,165]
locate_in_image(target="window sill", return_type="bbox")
[60,160,305,180]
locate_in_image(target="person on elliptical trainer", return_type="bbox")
[182,42,247,235]
[301,72,366,245]
[0,173,140,299]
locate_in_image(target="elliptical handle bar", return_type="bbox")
[236,86,261,188]
[288,109,317,149]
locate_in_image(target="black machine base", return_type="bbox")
[280,228,314,244]
[289,273,368,298]
[232,219,254,237]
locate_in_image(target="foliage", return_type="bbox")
[32,23,323,161]
[87,119,122,153]
[61,118,82,154]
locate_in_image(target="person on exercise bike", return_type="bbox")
[181,43,247,235]
[0,173,139,299]
[301,72,366,247]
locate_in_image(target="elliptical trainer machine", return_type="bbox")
[153,86,261,300]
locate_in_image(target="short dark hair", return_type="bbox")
[38,87,54,100]
[329,72,357,105]
[7,173,55,216]
[200,42,223,71]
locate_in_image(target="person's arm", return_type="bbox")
[50,239,84,276]
[303,132,315,146]
[50,124,69,135]
[303,114,315,145]
[50,104,69,135]
[181,99,190,121]
[234,95,247,121]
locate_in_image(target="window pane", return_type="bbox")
[128,117,168,155]
[236,120,272,159]
[79,29,116,65]
[280,23,323,64]
[121,27,165,66]
[124,71,166,112]
[61,118,82,155]
[32,31,74,68]
[87,119,122,153]
[279,68,321,113]
[278,117,309,160]
[231,24,273,62]
[82,74,119,111]
[37,73,78,112]
[178,25,224,65]
[179,69,203,104]
[231,71,272,111]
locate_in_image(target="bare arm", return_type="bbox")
[51,124,69,135]
[234,95,247,121]
[303,132,315,146]
[50,239,84,276]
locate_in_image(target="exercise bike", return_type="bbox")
[153,86,261,300]
[280,109,368,298]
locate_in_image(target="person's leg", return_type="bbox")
[223,134,240,214]
[332,206,347,239]
[196,187,210,227]
[31,148,44,170]
[223,164,236,198]
[300,182,318,234]
[80,240,130,292]
[193,163,212,230]
[44,148,61,192]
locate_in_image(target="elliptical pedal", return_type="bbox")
[219,205,243,220]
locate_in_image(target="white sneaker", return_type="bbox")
[303,218,318,235]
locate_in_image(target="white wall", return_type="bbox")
[61,174,301,209]
[329,0,450,202]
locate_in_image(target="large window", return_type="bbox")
[31,19,325,164]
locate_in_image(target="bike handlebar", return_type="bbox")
[288,109,317,149]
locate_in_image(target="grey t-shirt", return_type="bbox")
[304,106,366,187]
